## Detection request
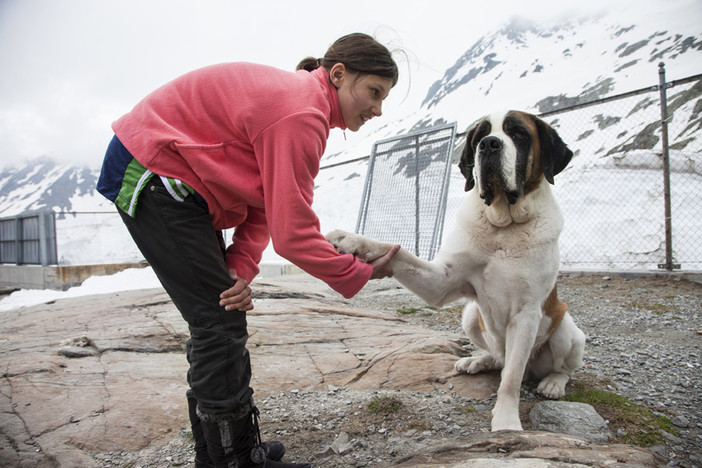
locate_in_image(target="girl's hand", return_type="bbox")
[369,244,400,279]
[219,269,254,311]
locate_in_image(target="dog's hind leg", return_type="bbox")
[535,314,586,399]
[455,353,501,374]
[532,341,569,399]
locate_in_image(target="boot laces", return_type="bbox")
[249,406,267,465]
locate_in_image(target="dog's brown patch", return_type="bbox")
[510,111,544,196]
[477,309,486,333]
[542,284,567,334]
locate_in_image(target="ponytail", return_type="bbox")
[296,56,322,72]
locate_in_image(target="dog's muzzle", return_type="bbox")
[477,136,519,206]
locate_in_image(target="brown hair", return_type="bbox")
[296,33,399,87]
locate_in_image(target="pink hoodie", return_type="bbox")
[112,63,371,298]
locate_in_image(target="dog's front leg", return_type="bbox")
[491,307,541,431]
[391,256,472,307]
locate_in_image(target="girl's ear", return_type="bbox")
[329,62,346,87]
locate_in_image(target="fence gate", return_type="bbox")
[356,123,457,260]
[0,211,57,266]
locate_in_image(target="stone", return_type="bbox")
[57,345,99,358]
[671,415,689,428]
[529,400,611,443]
[330,431,353,455]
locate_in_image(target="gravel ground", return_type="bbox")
[92,273,702,468]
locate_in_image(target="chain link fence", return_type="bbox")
[537,66,701,271]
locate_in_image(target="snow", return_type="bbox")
[0,266,161,313]
[56,211,143,265]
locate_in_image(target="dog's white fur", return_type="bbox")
[327,111,586,432]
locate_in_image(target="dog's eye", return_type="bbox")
[511,129,528,141]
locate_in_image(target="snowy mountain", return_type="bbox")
[1,9,701,269]
[0,158,108,215]
[322,11,702,165]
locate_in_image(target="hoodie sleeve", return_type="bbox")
[224,206,269,284]
[251,111,372,298]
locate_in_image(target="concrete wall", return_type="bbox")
[258,263,303,278]
[0,263,149,291]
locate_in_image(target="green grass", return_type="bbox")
[565,381,678,447]
[629,301,676,315]
[368,395,402,415]
[397,306,436,315]
[456,405,476,414]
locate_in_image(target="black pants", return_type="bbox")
[118,177,253,418]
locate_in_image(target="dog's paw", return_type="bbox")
[536,372,569,399]
[454,354,498,374]
[325,230,392,262]
[491,411,523,432]
[325,229,352,247]
[490,394,523,431]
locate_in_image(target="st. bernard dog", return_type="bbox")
[327,110,586,432]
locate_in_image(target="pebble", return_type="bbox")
[673,416,690,428]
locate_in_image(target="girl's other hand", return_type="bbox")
[219,269,254,311]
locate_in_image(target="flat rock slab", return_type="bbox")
[0,275,494,466]
[388,430,666,467]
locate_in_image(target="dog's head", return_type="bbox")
[459,110,573,205]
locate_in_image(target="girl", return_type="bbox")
[97,33,400,468]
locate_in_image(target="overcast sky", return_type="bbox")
[0,0,689,168]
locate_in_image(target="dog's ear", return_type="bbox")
[535,117,573,184]
[459,126,477,192]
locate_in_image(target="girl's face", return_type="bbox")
[330,63,393,132]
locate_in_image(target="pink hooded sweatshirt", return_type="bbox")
[112,63,372,298]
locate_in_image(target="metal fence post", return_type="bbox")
[15,216,22,265]
[38,211,58,266]
[413,135,421,256]
[656,62,679,271]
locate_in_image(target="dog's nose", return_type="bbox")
[479,136,502,153]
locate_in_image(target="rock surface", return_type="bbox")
[1,272,697,467]
[0,275,489,467]
[391,431,663,467]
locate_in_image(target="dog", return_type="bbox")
[327,110,586,432]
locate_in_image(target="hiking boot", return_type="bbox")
[199,404,311,468]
